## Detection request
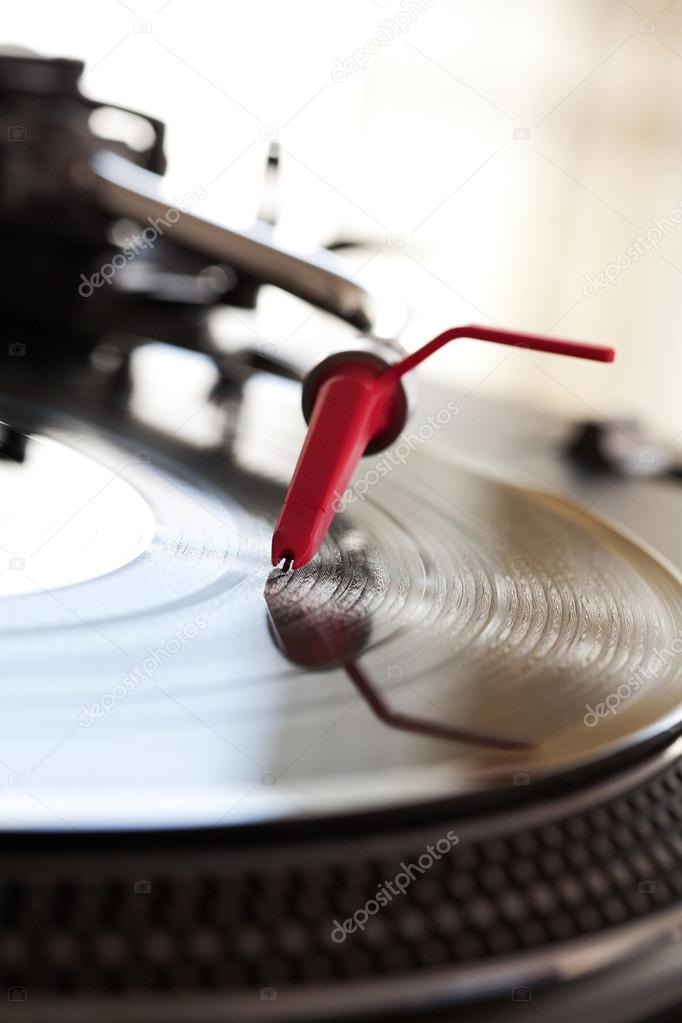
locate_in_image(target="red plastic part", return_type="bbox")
[271,325,615,570]
[382,324,615,384]
[271,361,400,569]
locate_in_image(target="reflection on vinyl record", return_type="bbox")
[1,374,681,833]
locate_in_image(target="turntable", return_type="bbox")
[2,51,682,1023]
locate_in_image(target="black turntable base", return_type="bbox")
[4,740,682,1023]
[1,341,682,1023]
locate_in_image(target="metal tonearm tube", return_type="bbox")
[87,150,404,345]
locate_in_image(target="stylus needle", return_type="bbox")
[271,325,615,571]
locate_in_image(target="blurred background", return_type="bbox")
[5,0,682,445]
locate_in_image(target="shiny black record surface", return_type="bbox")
[1,344,681,831]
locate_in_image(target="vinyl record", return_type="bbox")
[1,364,681,832]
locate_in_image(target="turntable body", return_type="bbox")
[1,345,682,1022]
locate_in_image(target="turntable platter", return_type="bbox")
[1,372,681,832]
